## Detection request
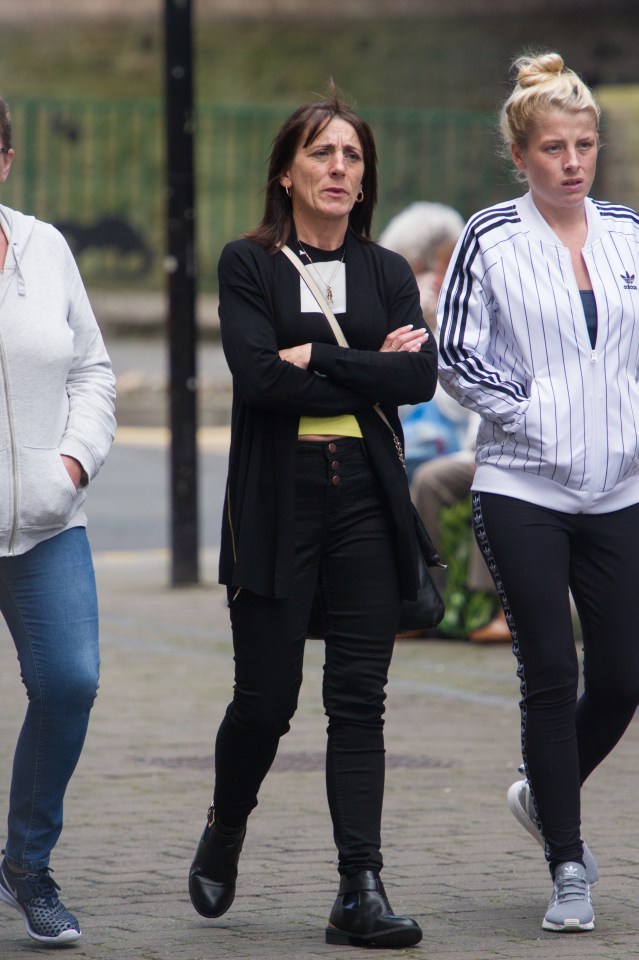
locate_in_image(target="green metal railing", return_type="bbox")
[0,96,514,290]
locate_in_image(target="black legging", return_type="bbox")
[473,492,639,869]
[214,439,401,877]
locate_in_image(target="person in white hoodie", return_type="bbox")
[438,53,639,934]
[0,98,116,946]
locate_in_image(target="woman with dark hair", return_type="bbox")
[188,87,437,948]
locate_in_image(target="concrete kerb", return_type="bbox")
[90,289,221,341]
[93,289,234,428]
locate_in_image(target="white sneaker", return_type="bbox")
[507,779,598,885]
[542,861,594,932]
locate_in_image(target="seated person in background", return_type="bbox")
[379,202,509,642]
[379,204,466,479]
[377,201,465,327]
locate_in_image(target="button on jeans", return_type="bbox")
[2,527,99,872]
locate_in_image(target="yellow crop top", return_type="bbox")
[298,415,363,438]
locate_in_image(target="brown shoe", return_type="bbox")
[467,610,511,643]
[395,627,452,640]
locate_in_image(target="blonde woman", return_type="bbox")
[438,53,639,932]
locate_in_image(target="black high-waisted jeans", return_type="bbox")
[214,438,401,876]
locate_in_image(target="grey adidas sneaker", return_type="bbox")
[542,861,594,932]
[506,779,599,885]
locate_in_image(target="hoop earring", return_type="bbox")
[356,189,364,203]
[285,185,292,198]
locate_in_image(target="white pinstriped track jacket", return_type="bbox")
[437,191,639,514]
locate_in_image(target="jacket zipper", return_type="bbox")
[576,258,602,503]
[0,320,19,554]
[0,234,21,554]
[585,348,601,505]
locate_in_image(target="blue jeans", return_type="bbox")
[214,439,401,876]
[3,528,99,872]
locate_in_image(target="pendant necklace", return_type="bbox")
[298,241,345,304]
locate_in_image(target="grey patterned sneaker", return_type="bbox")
[507,779,599,884]
[542,861,594,932]
[0,858,81,944]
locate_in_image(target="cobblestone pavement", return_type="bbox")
[1,547,639,959]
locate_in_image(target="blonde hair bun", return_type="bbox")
[515,52,565,88]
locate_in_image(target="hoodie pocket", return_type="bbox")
[18,446,79,530]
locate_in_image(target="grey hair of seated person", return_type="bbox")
[377,201,464,274]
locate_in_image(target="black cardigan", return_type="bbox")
[218,229,439,599]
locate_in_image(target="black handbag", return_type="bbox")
[397,504,445,631]
[280,245,446,637]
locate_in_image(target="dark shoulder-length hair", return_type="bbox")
[245,85,378,251]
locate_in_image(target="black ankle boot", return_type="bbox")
[326,870,422,948]
[188,807,246,919]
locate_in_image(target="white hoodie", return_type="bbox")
[0,205,116,555]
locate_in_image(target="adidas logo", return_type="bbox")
[621,271,637,290]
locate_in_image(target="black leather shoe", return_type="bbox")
[188,810,246,919]
[325,870,422,948]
